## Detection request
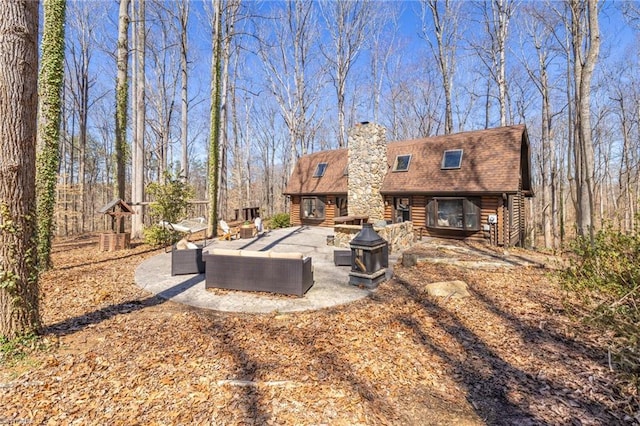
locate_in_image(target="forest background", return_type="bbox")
[57,0,640,250]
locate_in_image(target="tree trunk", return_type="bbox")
[320,0,371,146]
[36,0,67,270]
[571,0,600,240]
[0,0,41,338]
[218,0,239,220]
[492,0,514,127]
[207,0,222,237]
[115,0,130,232]
[423,0,458,135]
[180,0,189,180]
[78,36,89,234]
[131,0,145,239]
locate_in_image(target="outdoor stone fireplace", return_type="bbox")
[347,122,387,222]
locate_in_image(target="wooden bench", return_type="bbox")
[333,215,369,225]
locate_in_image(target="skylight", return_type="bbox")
[313,162,328,177]
[442,149,463,169]
[393,154,412,172]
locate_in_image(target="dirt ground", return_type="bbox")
[0,234,637,425]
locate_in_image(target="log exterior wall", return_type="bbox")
[289,195,337,227]
[290,192,526,247]
[290,196,301,226]
[381,194,522,246]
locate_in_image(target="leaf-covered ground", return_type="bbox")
[0,235,636,425]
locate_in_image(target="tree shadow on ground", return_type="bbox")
[392,273,619,425]
[55,246,159,271]
[204,321,276,424]
[44,273,203,336]
[414,262,606,365]
[239,226,308,252]
[196,309,404,424]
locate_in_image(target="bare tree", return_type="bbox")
[179,0,189,180]
[520,2,561,249]
[609,62,640,232]
[63,1,98,235]
[218,0,243,220]
[0,0,40,338]
[569,0,600,240]
[252,102,287,216]
[130,0,145,239]
[320,0,372,147]
[621,1,640,29]
[207,0,223,236]
[368,3,401,123]
[473,0,516,127]
[258,0,324,198]
[421,0,461,134]
[146,1,181,179]
[115,0,130,220]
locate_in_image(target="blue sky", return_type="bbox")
[62,0,640,171]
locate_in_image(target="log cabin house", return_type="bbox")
[283,123,533,247]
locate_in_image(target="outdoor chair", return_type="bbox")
[219,220,239,241]
[171,239,205,275]
[158,219,208,276]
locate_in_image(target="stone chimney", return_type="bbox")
[347,122,387,221]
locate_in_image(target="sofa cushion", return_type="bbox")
[240,250,271,258]
[270,252,303,259]
[211,248,240,256]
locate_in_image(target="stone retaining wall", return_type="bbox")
[332,222,414,253]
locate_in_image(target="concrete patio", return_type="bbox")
[134,226,399,313]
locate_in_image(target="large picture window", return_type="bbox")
[302,197,326,219]
[426,197,480,231]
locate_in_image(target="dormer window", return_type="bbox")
[313,162,328,177]
[393,154,412,172]
[442,149,463,169]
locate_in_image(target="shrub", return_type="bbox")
[143,224,183,247]
[267,213,290,229]
[560,226,640,307]
[144,171,194,246]
[558,224,640,377]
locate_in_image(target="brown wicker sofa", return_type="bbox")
[203,249,314,297]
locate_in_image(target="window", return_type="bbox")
[394,197,411,223]
[336,196,348,217]
[393,154,412,171]
[302,197,326,220]
[426,197,480,231]
[441,149,463,169]
[313,162,328,177]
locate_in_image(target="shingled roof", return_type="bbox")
[284,148,349,195]
[283,125,532,197]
